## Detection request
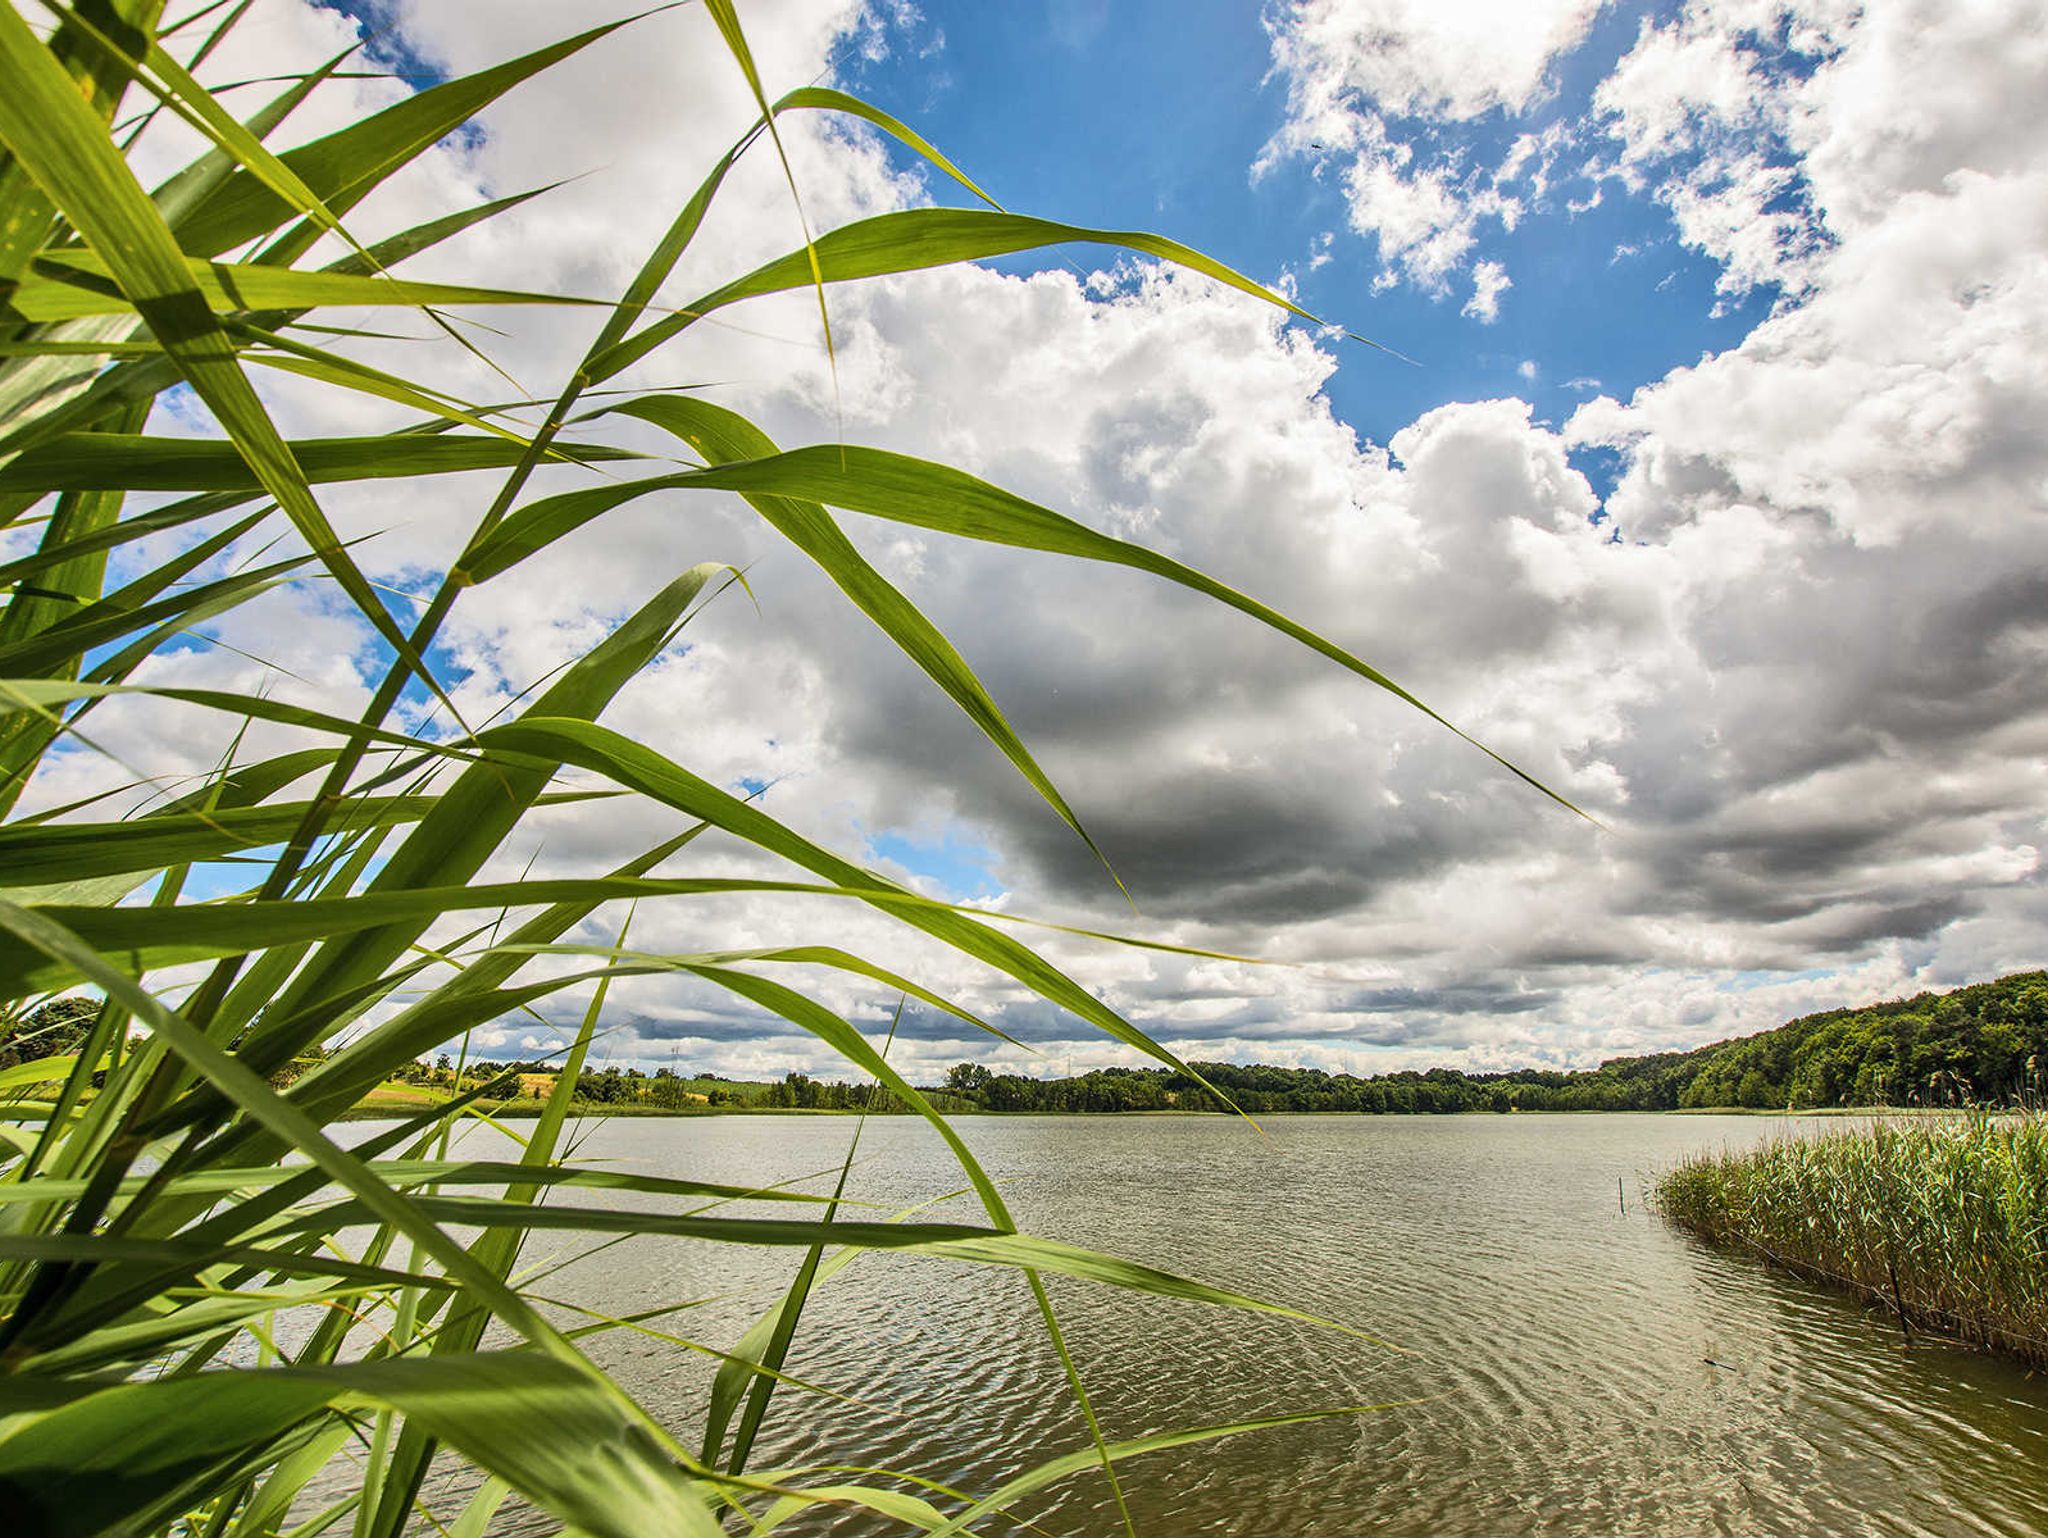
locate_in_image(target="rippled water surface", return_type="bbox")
[455,1114,2048,1535]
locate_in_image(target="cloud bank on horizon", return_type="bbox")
[26,0,2045,1081]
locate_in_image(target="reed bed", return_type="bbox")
[1654,1112,2048,1365]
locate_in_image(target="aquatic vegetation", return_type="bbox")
[0,5,1517,1533]
[1654,1113,2048,1366]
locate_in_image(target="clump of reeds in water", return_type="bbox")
[1654,1111,2048,1366]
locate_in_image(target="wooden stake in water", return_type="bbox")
[1618,1176,1626,1215]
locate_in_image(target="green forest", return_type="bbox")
[15,970,2036,1117]
[941,970,2048,1114]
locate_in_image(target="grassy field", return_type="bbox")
[1653,1112,2048,1365]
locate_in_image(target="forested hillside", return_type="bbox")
[945,970,2048,1113]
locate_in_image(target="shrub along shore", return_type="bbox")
[1653,1112,2048,1366]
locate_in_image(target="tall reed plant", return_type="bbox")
[1655,1112,2048,1365]
[0,4,1537,1533]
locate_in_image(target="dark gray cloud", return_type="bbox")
[1339,983,1561,1017]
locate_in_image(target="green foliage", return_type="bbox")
[1670,971,2048,1111]
[0,8,1509,1533]
[0,995,98,1067]
[1653,1111,2048,1365]
[944,1061,993,1095]
[940,971,2048,1114]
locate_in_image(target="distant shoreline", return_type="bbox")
[343,971,2039,1121]
[337,1100,1988,1124]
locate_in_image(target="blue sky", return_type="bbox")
[831,2,1773,456]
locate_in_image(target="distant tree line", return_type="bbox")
[940,971,2048,1114]
[14,971,2038,1117]
[390,1056,739,1107]
[384,1055,972,1113]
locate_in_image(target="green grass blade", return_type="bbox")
[773,87,1000,208]
[254,563,725,1037]
[0,899,733,1528]
[475,444,1577,814]
[513,940,1020,1050]
[253,825,699,1095]
[148,42,346,230]
[603,393,1127,888]
[473,718,1256,1086]
[0,431,637,492]
[588,206,1323,382]
[699,0,835,393]
[0,0,158,283]
[0,7,455,714]
[261,1199,1391,1344]
[172,18,639,260]
[0,788,607,890]
[0,395,149,659]
[0,1352,725,1538]
[0,1159,842,1210]
[355,905,643,1538]
[13,253,587,322]
[0,544,302,678]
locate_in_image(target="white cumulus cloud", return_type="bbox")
[1256,0,1603,297]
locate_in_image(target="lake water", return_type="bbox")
[438,1112,2048,1536]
